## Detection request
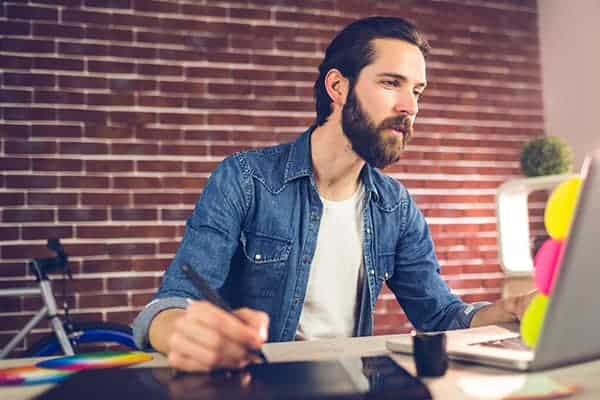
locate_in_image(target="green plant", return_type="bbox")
[520,136,573,177]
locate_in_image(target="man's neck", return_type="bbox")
[310,123,365,201]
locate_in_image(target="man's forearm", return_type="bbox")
[148,308,186,354]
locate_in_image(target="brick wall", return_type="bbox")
[0,0,544,355]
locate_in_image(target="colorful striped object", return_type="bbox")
[36,351,153,371]
[0,365,72,386]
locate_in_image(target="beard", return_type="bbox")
[341,88,413,169]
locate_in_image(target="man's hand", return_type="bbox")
[470,290,537,327]
[150,301,269,372]
[504,290,537,321]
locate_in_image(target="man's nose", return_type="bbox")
[393,91,419,116]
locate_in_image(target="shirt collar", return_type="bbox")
[284,126,380,202]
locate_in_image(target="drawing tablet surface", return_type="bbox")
[35,355,431,400]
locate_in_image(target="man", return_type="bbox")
[133,16,534,372]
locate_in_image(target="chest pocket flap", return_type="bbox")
[241,231,292,264]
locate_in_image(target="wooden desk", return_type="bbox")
[2,331,599,399]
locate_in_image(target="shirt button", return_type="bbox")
[384,272,389,280]
[294,298,300,305]
[254,254,262,261]
[370,269,375,275]
[366,228,371,234]
[303,256,309,263]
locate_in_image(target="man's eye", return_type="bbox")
[414,91,424,100]
[381,80,399,88]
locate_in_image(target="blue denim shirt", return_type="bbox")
[132,127,488,349]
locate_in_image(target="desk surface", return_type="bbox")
[2,329,599,400]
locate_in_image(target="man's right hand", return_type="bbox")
[149,301,269,372]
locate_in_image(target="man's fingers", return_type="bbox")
[234,308,269,342]
[174,319,251,366]
[187,301,264,349]
[169,332,249,371]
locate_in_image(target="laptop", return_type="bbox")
[387,149,600,371]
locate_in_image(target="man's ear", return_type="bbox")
[324,69,349,107]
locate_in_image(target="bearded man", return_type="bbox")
[133,16,534,372]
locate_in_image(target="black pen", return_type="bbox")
[181,263,268,363]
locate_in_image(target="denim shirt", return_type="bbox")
[132,127,488,349]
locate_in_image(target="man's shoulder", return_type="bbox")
[226,141,294,191]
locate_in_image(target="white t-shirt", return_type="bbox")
[295,184,365,340]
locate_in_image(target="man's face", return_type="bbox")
[341,38,427,169]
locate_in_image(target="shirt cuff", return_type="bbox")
[131,297,189,350]
[459,301,492,329]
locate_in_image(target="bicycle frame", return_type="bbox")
[0,259,74,359]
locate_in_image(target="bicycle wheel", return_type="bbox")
[25,321,137,357]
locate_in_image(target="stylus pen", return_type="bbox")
[181,263,268,363]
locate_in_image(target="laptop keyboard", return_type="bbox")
[471,336,532,352]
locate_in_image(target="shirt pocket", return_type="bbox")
[239,231,292,310]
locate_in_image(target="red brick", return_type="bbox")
[62,9,112,25]
[158,241,178,254]
[112,177,162,190]
[88,60,135,73]
[0,192,25,206]
[111,142,158,155]
[81,193,130,206]
[60,175,109,189]
[138,95,183,108]
[0,124,31,138]
[1,38,54,53]
[32,22,83,38]
[131,293,154,306]
[22,225,73,240]
[59,75,108,89]
[105,310,140,326]
[7,5,58,21]
[135,127,182,141]
[28,192,78,206]
[109,45,156,60]
[0,89,32,103]
[181,4,226,17]
[3,107,56,121]
[79,294,128,308]
[0,21,31,35]
[59,141,109,155]
[137,160,182,173]
[0,157,30,170]
[162,177,207,191]
[58,109,107,124]
[59,41,108,56]
[84,0,131,9]
[136,64,183,77]
[35,90,85,104]
[110,111,156,125]
[110,208,158,221]
[85,125,132,139]
[85,26,133,42]
[6,175,58,189]
[160,145,209,156]
[81,258,133,273]
[107,276,156,291]
[160,209,192,221]
[87,93,135,106]
[133,193,183,205]
[31,125,82,138]
[32,158,83,172]
[58,208,108,222]
[85,160,134,173]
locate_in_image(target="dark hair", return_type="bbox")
[313,16,430,126]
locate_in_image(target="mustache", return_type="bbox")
[378,115,413,144]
